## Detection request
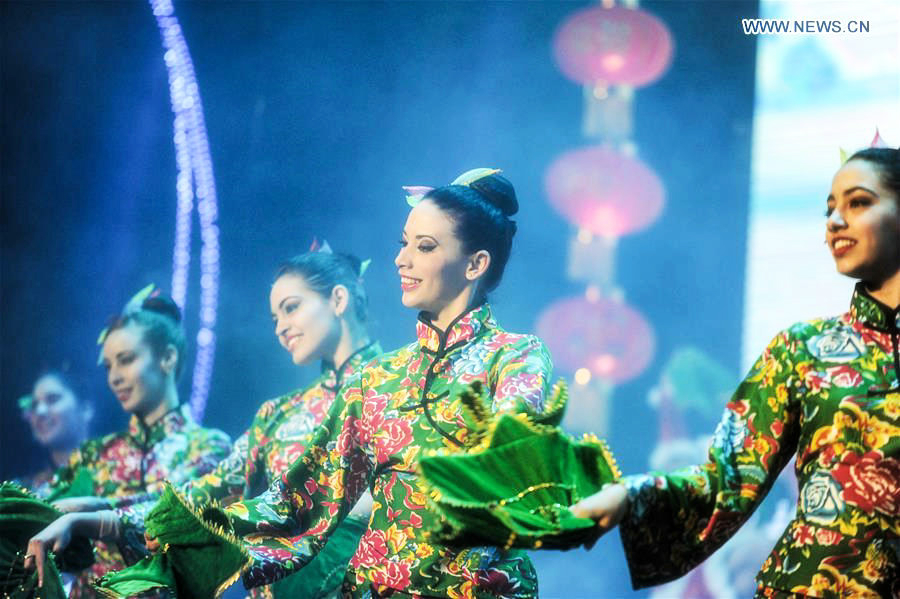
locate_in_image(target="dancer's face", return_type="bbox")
[24,375,86,449]
[826,159,900,283]
[395,199,472,316]
[101,324,172,418]
[270,273,340,365]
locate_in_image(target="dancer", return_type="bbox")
[29,252,381,599]
[572,145,900,597]
[22,288,232,599]
[17,370,94,497]
[167,169,552,598]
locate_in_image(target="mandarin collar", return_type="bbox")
[127,403,192,446]
[321,341,382,391]
[850,282,900,331]
[415,304,494,354]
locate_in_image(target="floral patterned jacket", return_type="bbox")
[226,304,552,598]
[116,343,382,599]
[52,404,231,599]
[192,343,381,504]
[119,343,382,529]
[620,283,899,598]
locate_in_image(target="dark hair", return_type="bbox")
[106,294,186,379]
[34,369,86,403]
[424,173,518,295]
[275,252,369,322]
[848,147,900,199]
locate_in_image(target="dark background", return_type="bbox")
[1,2,757,595]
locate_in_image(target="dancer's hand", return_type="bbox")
[144,532,162,552]
[570,483,629,547]
[23,514,75,587]
[52,496,110,513]
[23,510,118,587]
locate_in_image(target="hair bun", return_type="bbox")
[469,174,518,217]
[337,253,363,277]
[142,294,182,324]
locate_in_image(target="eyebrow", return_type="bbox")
[843,185,879,197]
[277,295,300,310]
[400,229,440,244]
[101,350,131,364]
[827,185,880,202]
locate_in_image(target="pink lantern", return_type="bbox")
[553,5,673,87]
[545,145,664,236]
[535,295,655,384]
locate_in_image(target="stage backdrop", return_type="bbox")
[2,2,759,596]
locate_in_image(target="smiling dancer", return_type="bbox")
[16,371,94,497]
[21,288,232,599]
[28,252,381,599]
[572,146,900,597]
[134,168,554,598]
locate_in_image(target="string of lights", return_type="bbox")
[151,0,219,421]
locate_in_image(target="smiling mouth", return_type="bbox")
[34,419,54,434]
[115,389,132,403]
[287,335,302,350]
[832,238,856,255]
[400,275,421,291]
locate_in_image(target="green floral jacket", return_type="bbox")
[117,343,381,599]
[620,283,899,598]
[52,404,231,599]
[226,304,552,598]
[119,344,382,525]
[191,344,381,504]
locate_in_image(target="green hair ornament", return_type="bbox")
[96,283,158,364]
[17,394,34,412]
[311,237,370,278]
[403,186,434,208]
[451,167,501,186]
[403,167,502,207]
[839,128,891,166]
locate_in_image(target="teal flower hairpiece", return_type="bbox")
[451,167,501,186]
[17,394,34,413]
[403,167,502,207]
[359,258,372,278]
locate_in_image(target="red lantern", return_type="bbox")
[545,145,664,236]
[553,5,673,87]
[535,295,655,384]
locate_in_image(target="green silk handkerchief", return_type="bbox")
[419,381,620,550]
[95,484,248,599]
[0,482,94,599]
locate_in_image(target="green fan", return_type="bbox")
[0,482,95,599]
[419,381,620,550]
[95,484,248,599]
